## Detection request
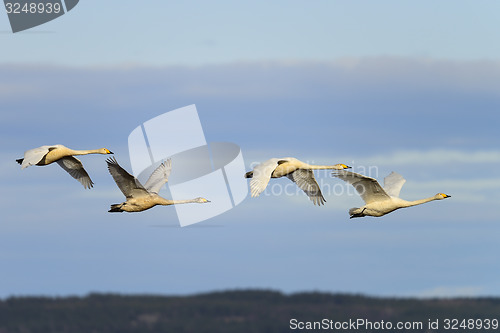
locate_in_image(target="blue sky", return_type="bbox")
[1,2,500,299]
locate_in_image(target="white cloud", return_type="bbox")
[245,149,500,171]
[358,149,500,166]
[241,148,500,206]
[409,178,500,192]
[2,58,500,102]
[412,285,485,298]
[0,83,39,98]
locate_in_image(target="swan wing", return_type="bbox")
[249,158,281,197]
[106,157,148,198]
[20,145,55,169]
[286,169,326,206]
[383,171,406,198]
[144,159,172,194]
[333,170,390,204]
[56,156,94,189]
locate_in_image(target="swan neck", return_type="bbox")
[404,196,437,207]
[69,149,102,156]
[309,164,341,170]
[164,198,198,205]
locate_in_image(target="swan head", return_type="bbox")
[100,148,114,154]
[435,193,451,200]
[336,164,352,170]
[195,197,210,203]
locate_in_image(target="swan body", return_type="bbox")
[16,144,113,189]
[333,170,450,218]
[245,157,350,206]
[106,157,210,213]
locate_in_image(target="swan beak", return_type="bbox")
[108,151,114,154]
[345,165,352,169]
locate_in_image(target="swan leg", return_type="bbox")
[349,208,366,219]
[108,203,125,213]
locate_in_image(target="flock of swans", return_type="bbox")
[245,157,450,218]
[17,144,450,218]
[16,145,209,213]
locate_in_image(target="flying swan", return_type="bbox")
[332,170,451,218]
[106,157,210,212]
[245,157,350,206]
[16,144,113,189]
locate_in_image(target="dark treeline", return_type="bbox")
[1,290,499,332]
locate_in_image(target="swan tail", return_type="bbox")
[16,158,23,165]
[244,171,253,178]
[108,204,124,213]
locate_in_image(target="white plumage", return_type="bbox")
[17,144,113,189]
[107,157,210,213]
[246,157,350,206]
[333,170,450,218]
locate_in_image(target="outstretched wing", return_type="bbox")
[333,170,390,204]
[56,156,94,189]
[383,171,406,198]
[248,158,280,197]
[20,145,53,169]
[144,159,172,194]
[106,157,148,198]
[287,169,326,206]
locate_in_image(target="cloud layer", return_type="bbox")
[2,58,500,298]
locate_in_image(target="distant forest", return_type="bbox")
[1,290,500,332]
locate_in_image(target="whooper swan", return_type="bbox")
[16,144,113,189]
[106,157,210,213]
[332,170,450,218]
[245,157,351,206]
